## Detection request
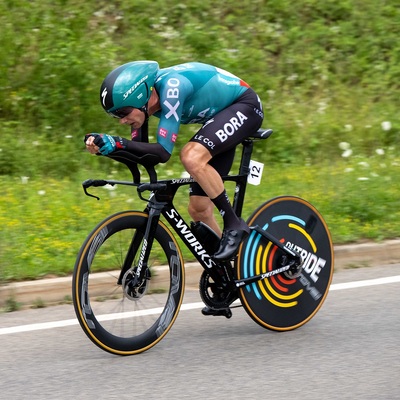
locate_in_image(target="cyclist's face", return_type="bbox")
[119,108,146,129]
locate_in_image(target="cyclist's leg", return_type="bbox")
[188,196,221,236]
[181,89,263,198]
[181,88,263,259]
[188,149,236,236]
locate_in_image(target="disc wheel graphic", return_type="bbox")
[236,196,334,331]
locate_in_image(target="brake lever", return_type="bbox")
[82,179,110,201]
[83,187,100,200]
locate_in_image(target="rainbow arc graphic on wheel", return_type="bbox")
[242,214,319,308]
[237,196,334,331]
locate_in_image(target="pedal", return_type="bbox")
[201,306,232,319]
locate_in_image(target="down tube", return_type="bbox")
[162,205,217,271]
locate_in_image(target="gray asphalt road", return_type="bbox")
[1,264,399,400]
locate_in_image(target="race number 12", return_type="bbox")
[248,160,264,186]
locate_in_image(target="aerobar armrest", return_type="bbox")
[106,149,161,183]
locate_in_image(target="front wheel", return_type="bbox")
[72,211,185,355]
[236,196,334,331]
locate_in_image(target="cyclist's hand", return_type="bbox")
[84,134,100,154]
[85,133,119,155]
[93,133,118,155]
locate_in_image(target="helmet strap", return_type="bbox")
[140,104,149,121]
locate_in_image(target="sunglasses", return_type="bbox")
[108,107,134,119]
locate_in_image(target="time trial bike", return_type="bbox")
[72,128,334,355]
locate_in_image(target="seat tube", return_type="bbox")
[232,139,253,217]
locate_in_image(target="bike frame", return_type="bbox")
[83,131,301,289]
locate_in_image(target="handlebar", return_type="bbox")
[137,183,167,192]
[82,127,273,200]
[82,179,113,200]
[82,178,167,201]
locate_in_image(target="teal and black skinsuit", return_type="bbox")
[132,62,264,195]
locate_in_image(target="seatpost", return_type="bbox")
[239,139,254,176]
[232,139,254,217]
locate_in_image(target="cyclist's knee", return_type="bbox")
[181,142,210,173]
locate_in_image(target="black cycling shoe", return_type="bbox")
[213,222,250,261]
[201,307,232,319]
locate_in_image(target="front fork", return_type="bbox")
[117,205,163,287]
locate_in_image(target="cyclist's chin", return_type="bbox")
[129,122,141,129]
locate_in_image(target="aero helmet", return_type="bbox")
[100,61,159,117]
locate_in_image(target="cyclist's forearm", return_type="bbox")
[123,140,171,163]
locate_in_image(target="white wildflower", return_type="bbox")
[103,184,116,191]
[286,74,298,81]
[21,176,30,184]
[381,121,391,131]
[376,148,385,156]
[339,142,350,150]
[317,101,327,114]
[344,124,353,132]
[342,149,353,158]
[38,190,46,195]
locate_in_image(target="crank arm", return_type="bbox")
[234,264,292,288]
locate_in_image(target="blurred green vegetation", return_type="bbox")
[0,0,399,282]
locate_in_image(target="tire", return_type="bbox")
[236,196,334,331]
[72,211,185,355]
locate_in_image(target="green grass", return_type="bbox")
[0,0,399,282]
[1,147,398,283]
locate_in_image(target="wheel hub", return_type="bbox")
[122,268,150,301]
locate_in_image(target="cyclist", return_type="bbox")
[85,61,264,260]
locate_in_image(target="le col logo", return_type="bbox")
[214,111,248,142]
[123,75,148,100]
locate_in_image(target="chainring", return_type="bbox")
[199,270,237,309]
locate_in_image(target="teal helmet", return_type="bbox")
[100,61,159,117]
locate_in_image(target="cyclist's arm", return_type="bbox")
[122,140,171,163]
[85,133,170,163]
